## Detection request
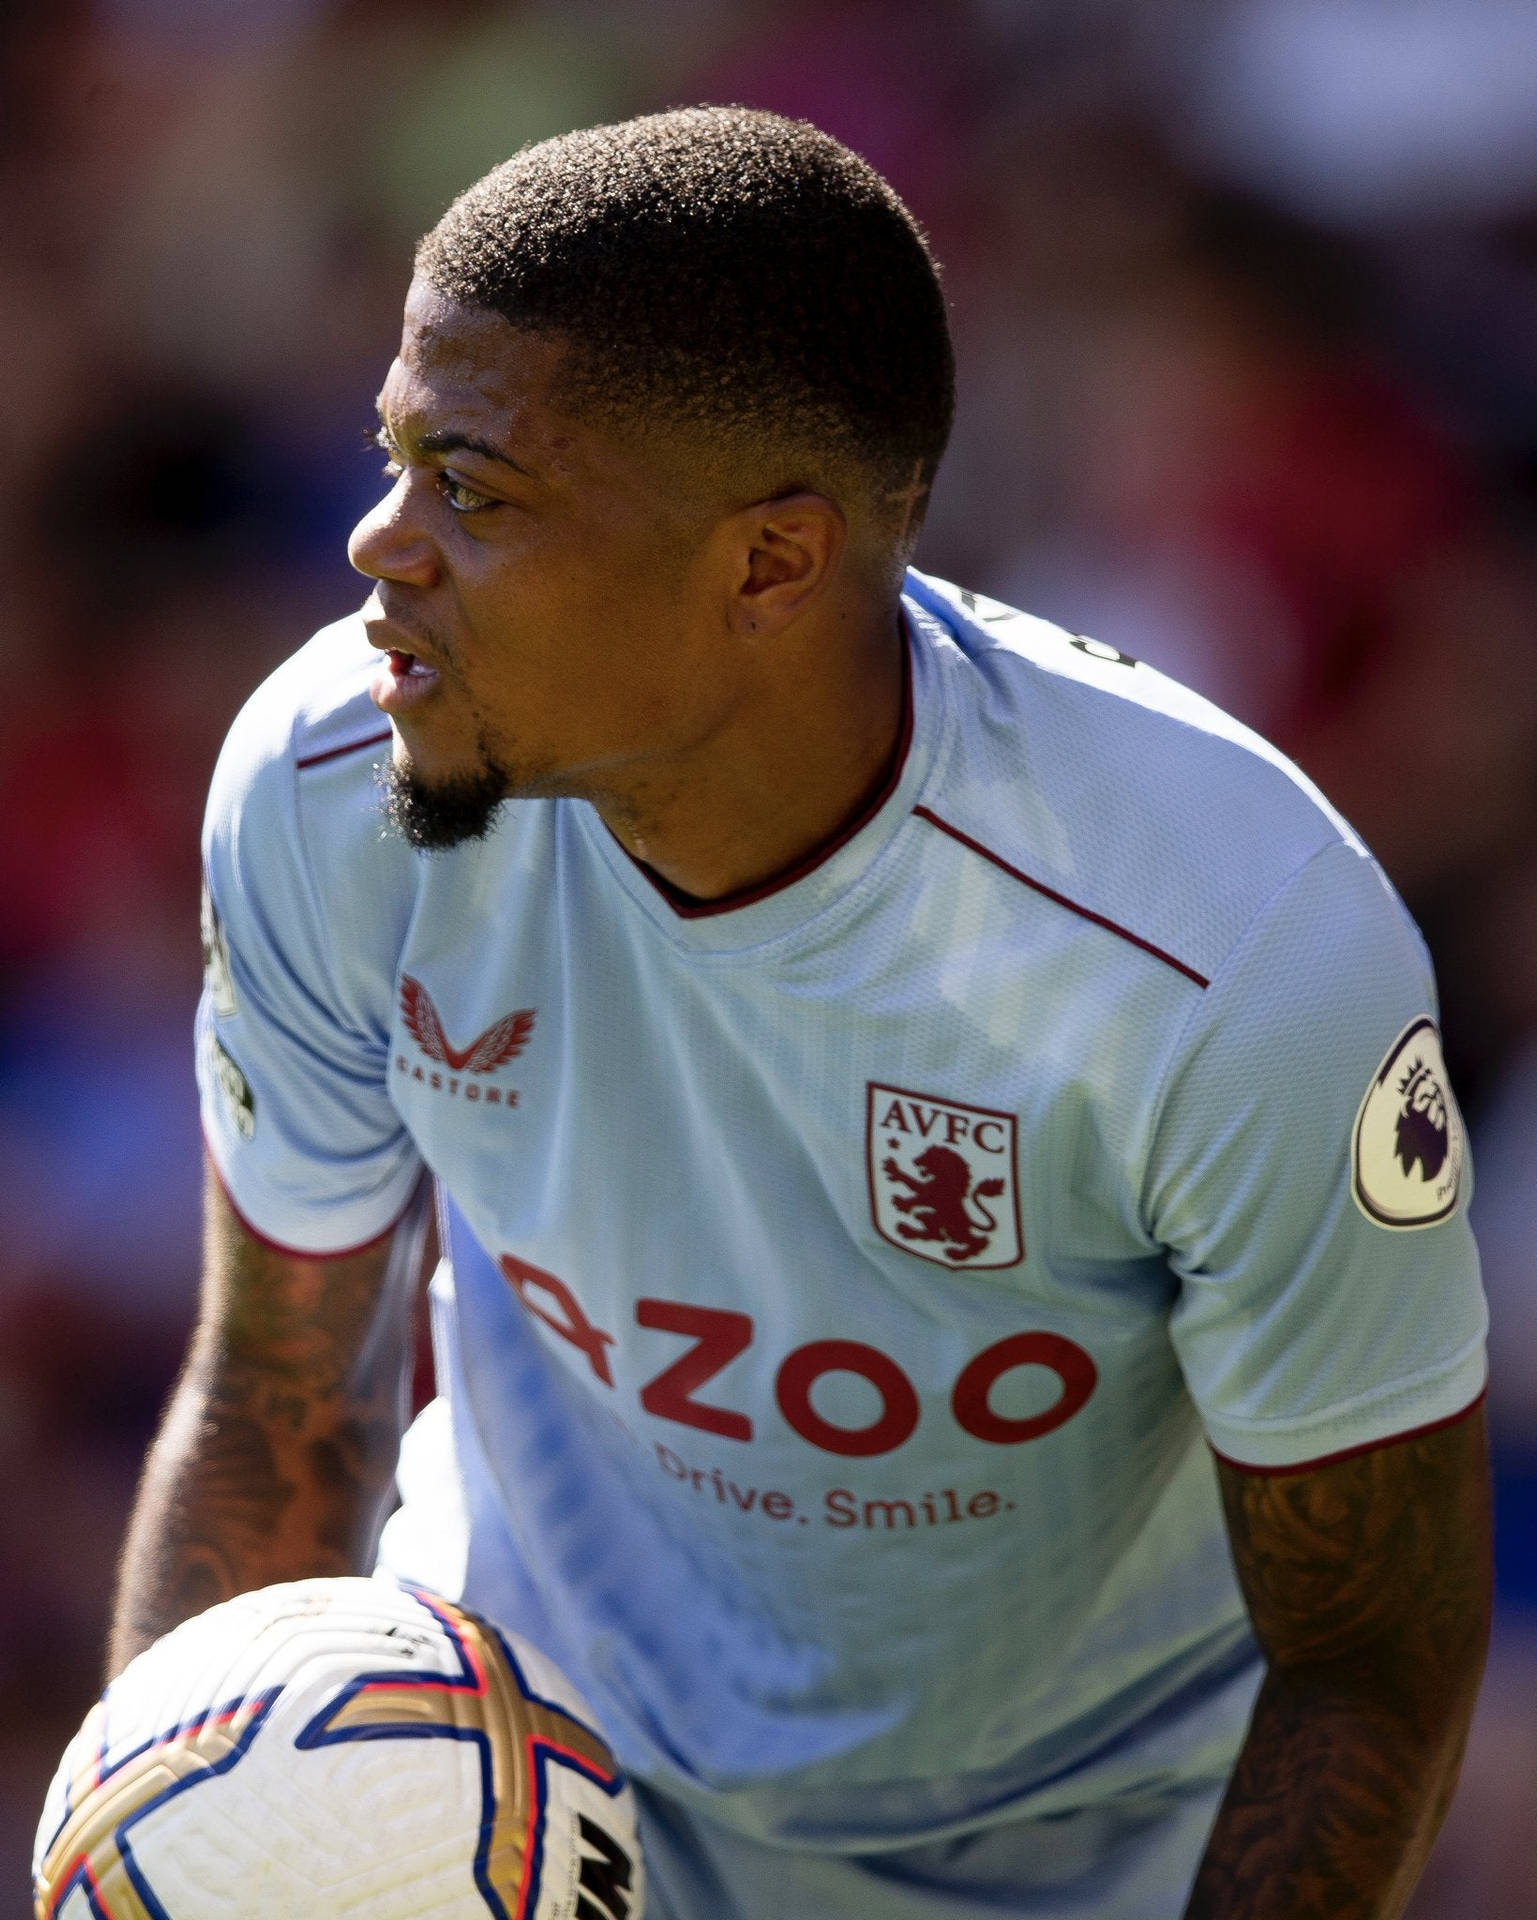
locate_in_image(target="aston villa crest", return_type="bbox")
[1352,1018,1464,1229]
[867,1084,1023,1268]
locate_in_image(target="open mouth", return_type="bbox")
[371,647,442,715]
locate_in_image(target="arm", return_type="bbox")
[1183,1403,1491,1920]
[107,1168,427,1676]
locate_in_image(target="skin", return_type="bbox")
[1184,1408,1491,1919]
[111,282,1491,1918]
[350,278,908,898]
[111,281,914,1663]
[108,1177,419,1674]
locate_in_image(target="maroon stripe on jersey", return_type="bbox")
[296,728,393,770]
[1209,1389,1486,1477]
[912,805,1210,988]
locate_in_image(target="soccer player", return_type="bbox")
[111,109,1490,1918]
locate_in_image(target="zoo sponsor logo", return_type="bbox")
[499,1253,1097,1462]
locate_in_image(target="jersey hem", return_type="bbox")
[1205,1376,1487,1475]
[203,1132,420,1260]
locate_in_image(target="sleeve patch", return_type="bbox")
[208,1034,257,1140]
[200,879,239,1018]
[1352,1018,1464,1229]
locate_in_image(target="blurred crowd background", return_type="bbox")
[4,0,1537,1910]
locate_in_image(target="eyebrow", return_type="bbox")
[374,405,535,477]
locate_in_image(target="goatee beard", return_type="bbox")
[381,755,510,850]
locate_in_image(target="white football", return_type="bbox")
[33,1577,643,1920]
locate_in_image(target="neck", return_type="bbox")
[592,597,908,904]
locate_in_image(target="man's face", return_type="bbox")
[351,280,734,846]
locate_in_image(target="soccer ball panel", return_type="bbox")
[34,1578,642,1920]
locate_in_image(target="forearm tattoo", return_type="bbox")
[108,1181,426,1674]
[1184,1408,1491,1919]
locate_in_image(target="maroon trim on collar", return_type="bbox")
[1208,1388,1486,1477]
[621,637,914,921]
[912,806,1210,989]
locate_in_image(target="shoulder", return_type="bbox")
[203,610,416,955]
[206,611,392,830]
[905,570,1399,991]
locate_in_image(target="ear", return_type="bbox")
[724,492,847,637]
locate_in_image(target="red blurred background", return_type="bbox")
[5,2,1537,1911]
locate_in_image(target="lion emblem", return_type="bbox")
[1395,1057,1449,1183]
[881,1144,1006,1263]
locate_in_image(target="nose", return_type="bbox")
[347,478,440,588]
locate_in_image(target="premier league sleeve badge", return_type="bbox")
[1352,1018,1466,1229]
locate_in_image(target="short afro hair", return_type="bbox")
[416,107,955,537]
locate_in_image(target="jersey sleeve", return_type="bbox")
[196,689,423,1254]
[1144,840,1487,1470]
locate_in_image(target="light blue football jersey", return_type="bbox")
[197,572,1485,1884]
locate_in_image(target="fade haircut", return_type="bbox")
[416,106,955,550]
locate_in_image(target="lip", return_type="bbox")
[369,646,442,716]
[362,608,440,666]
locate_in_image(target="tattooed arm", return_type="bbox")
[1183,1403,1491,1919]
[106,1169,428,1676]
